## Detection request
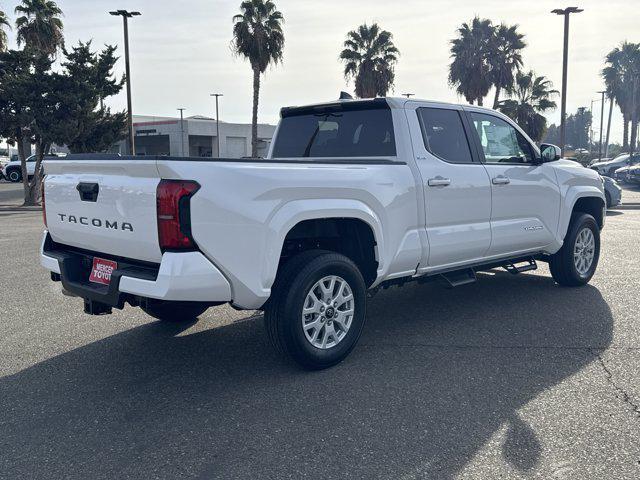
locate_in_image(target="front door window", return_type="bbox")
[470,112,534,164]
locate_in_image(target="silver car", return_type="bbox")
[591,153,640,177]
[602,175,622,208]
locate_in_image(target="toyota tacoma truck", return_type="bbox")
[40,98,605,369]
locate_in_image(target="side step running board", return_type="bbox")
[503,258,537,275]
[439,268,477,288]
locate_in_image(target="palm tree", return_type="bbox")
[15,0,64,57]
[602,42,640,150]
[232,0,284,157]
[339,23,399,98]
[497,71,558,142]
[489,23,526,108]
[449,17,494,106]
[0,8,10,52]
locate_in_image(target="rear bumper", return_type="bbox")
[40,232,232,308]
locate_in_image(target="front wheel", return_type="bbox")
[549,213,600,286]
[141,301,209,322]
[265,250,367,370]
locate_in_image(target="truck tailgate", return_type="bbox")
[44,159,163,263]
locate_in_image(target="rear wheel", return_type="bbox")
[7,169,21,182]
[549,213,600,286]
[141,301,209,322]
[265,250,367,370]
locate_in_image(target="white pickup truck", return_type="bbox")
[41,98,605,369]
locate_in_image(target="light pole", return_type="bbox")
[631,73,639,157]
[110,10,141,156]
[604,91,614,157]
[210,94,223,157]
[589,99,594,150]
[177,108,186,157]
[597,90,606,160]
[401,93,415,98]
[552,6,583,156]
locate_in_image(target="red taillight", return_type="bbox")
[41,178,47,227]
[156,180,200,251]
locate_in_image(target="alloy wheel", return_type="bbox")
[301,275,355,349]
[573,227,595,276]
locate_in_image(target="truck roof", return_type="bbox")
[280,96,499,117]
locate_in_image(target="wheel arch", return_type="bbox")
[264,199,384,289]
[558,188,605,242]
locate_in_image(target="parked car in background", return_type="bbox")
[601,175,622,208]
[1,155,36,182]
[591,153,640,177]
[613,156,640,183]
[626,165,640,185]
[1,154,64,182]
[0,149,10,180]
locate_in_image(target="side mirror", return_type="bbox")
[540,144,561,162]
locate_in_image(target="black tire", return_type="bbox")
[141,301,209,322]
[7,169,21,183]
[265,250,367,370]
[605,191,611,209]
[549,213,600,287]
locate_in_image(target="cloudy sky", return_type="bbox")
[2,0,638,143]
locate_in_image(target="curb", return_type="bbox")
[0,205,42,212]
[611,204,640,210]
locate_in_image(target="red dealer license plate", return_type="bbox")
[89,257,118,285]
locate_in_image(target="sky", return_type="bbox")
[1,0,638,144]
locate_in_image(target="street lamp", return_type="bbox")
[597,90,606,160]
[589,97,604,152]
[210,94,223,158]
[631,72,639,157]
[110,10,141,156]
[177,108,186,157]
[551,6,583,156]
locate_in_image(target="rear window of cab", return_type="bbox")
[272,101,396,158]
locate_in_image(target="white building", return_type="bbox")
[115,115,277,158]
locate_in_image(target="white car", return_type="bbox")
[40,98,605,368]
[2,154,37,182]
[591,153,639,177]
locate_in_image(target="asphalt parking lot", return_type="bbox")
[1,181,640,479]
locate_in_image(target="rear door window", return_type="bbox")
[417,107,474,163]
[272,103,396,158]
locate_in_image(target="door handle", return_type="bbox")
[492,175,510,185]
[428,176,451,187]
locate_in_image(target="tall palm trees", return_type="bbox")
[232,0,284,157]
[449,18,526,108]
[0,9,10,52]
[449,17,494,106]
[497,71,558,141]
[490,23,526,108]
[339,23,399,98]
[14,0,63,57]
[602,42,640,151]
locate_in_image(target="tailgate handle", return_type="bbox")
[76,182,99,202]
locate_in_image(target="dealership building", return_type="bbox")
[114,114,277,158]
